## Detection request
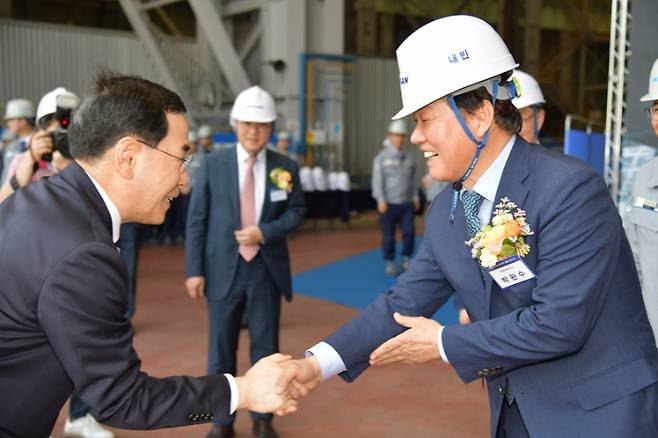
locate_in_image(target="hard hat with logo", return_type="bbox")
[512,70,545,109]
[388,119,407,135]
[36,87,79,122]
[392,15,518,120]
[4,98,35,120]
[641,57,658,102]
[230,85,277,126]
[197,124,213,139]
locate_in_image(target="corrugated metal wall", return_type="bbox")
[345,57,424,181]
[0,18,202,114]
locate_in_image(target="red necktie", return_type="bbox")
[239,156,259,261]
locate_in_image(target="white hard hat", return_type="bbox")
[4,98,35,120]
[388,119,407,135]
[188,131,198,143]
[197,124,213,139]
[328,171,339,190]
[277,130,290,141]
[336,171,350,191]
[512,70,545,109]
[392,15,519,120]
[230,85,277,126]
[36,87,79,122]
[641,57,658,102]
[311,166,327,191]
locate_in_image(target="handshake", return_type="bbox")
[236,354,322,415]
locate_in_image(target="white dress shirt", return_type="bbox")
[85,170,242,413]
[237,143,267,224]
[308,135,517,378]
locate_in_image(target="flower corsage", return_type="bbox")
[269,167,293,192]
[465,197,533,269]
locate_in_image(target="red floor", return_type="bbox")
[52,215,490,437]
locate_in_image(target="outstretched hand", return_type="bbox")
[369,312,442,366]
[273,356,323,415]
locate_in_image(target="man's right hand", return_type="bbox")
[29,130,54,162]
[275,356,323,401]
[377,201,388,214]
[185,276,205,299]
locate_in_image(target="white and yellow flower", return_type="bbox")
[465,197,534,268]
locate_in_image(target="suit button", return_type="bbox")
[498,385,504,393]
[187,414,196,422]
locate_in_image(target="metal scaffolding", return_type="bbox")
[604,0,631,204]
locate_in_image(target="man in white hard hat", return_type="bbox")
[372,119,420,275]
[185,85,306,438]
[0,88,79,204]
[276,15,658,437]
[625,56,658,347]
[275,130,290,155]
[2,98,36,183]
[512,70,546,144]
[198,124,215,153]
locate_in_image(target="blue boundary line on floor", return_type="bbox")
[293,236,459,326]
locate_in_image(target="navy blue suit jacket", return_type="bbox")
[185,147,306,301]
[326,138,658,437]
[0,162,231,438]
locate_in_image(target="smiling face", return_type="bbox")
[236,121,272,156]
[133,112,190,224]
[410,98,480,182]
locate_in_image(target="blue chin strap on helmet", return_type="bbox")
[532,105,541,142]
[446,81,499,222]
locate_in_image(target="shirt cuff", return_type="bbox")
[306,341,347,381]
[438,326,450,364]
[224,373,239,414]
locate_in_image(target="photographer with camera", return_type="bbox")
[0,87,79,203]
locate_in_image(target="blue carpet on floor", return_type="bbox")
[293,237,459,326]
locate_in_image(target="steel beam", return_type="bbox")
[222,0,262,17]
[189,0,251,95]
[138,0,182,11]
[118,0,182,97]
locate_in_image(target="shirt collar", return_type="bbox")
[237,142,266,163]
[84,171,122,244]
[471,134,516,203]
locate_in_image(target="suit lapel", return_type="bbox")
[226,147,241,223]
[260,150,274,222]
[483,137,531,317]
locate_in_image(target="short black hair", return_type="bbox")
[68,72,186,160]
[453,72,522,135]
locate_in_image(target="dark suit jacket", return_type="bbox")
[0,162,231,438]
[325,137,658,437]
[185,146,306,301]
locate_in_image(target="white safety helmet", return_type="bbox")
[392,15,518,120]
[230,85,277,127]
[388,119,407,135]
[512,70,545,109]
[641,57,658,102]
[197,124,213,139]
[4,98,35,120]
[188,131,198,143]
[277,130,290,141]
[36,87,79,122]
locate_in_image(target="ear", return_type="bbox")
[467,99,494,140]
[113,136,140,179]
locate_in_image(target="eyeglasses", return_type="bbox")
[135,138,192,169]
[645,106,658,120]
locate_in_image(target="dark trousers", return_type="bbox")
[207,255,281,425]
[380,202,415,260]
[119,222,143,319]
[496,401,530,438]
